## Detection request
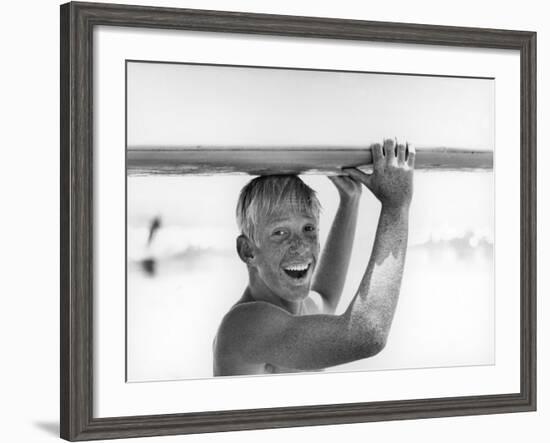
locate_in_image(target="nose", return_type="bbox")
[288,234,310,254]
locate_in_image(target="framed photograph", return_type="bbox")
[60,1,536,441]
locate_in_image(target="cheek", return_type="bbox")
[307,237,320,255]
[257,243,285,269]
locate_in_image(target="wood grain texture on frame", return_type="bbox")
[60,2,536,440]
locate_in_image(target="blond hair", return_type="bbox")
[236,175,321,243]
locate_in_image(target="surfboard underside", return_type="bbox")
[127,147,493,176]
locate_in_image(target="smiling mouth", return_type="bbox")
[282,263,311,280]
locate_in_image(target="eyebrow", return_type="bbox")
[265,215,318,228]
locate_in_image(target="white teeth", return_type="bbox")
[284,264,309,271]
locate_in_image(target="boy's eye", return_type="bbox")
[304,224,317,233]
[272,229,287,237]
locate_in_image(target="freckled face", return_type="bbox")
[252,208,320,303]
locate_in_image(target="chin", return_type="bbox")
[278,277,313,303]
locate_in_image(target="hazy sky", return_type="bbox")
[127,61,494,150]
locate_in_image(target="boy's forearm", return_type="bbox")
[312,196,360,312]
[345,204,409,353]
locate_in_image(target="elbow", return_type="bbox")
[353,330,387,359]
[344,311,390,359]
[366,335,387,357]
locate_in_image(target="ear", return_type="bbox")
[236,235,255,265]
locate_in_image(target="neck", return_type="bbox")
[246,270,303,315]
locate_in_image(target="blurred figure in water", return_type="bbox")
[147,216,162,246]
[141,216,162,276]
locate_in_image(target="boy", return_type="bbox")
[214,138,415,376]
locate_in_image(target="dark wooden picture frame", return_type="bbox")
[60,1,536,441]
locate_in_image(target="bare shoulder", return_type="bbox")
[213,301,289,375]
[213,294,326,375]
[217,293,322,345]
[215,301,288,348]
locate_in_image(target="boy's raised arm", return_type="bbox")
[312,176,361,313]
[341,138,413,354]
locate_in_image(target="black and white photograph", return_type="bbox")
[126,61,494,381]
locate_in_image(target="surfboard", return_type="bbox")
[127,146,493,176]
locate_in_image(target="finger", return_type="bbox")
[339,176,356,187]
[397,143,407,165]
[343,167,373,191]
[370,143,384,172]
[384,138,396,163]
[371,142,383,162]
[407,142,416,168]
[330,174,357,183]
[328,175,348,189]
